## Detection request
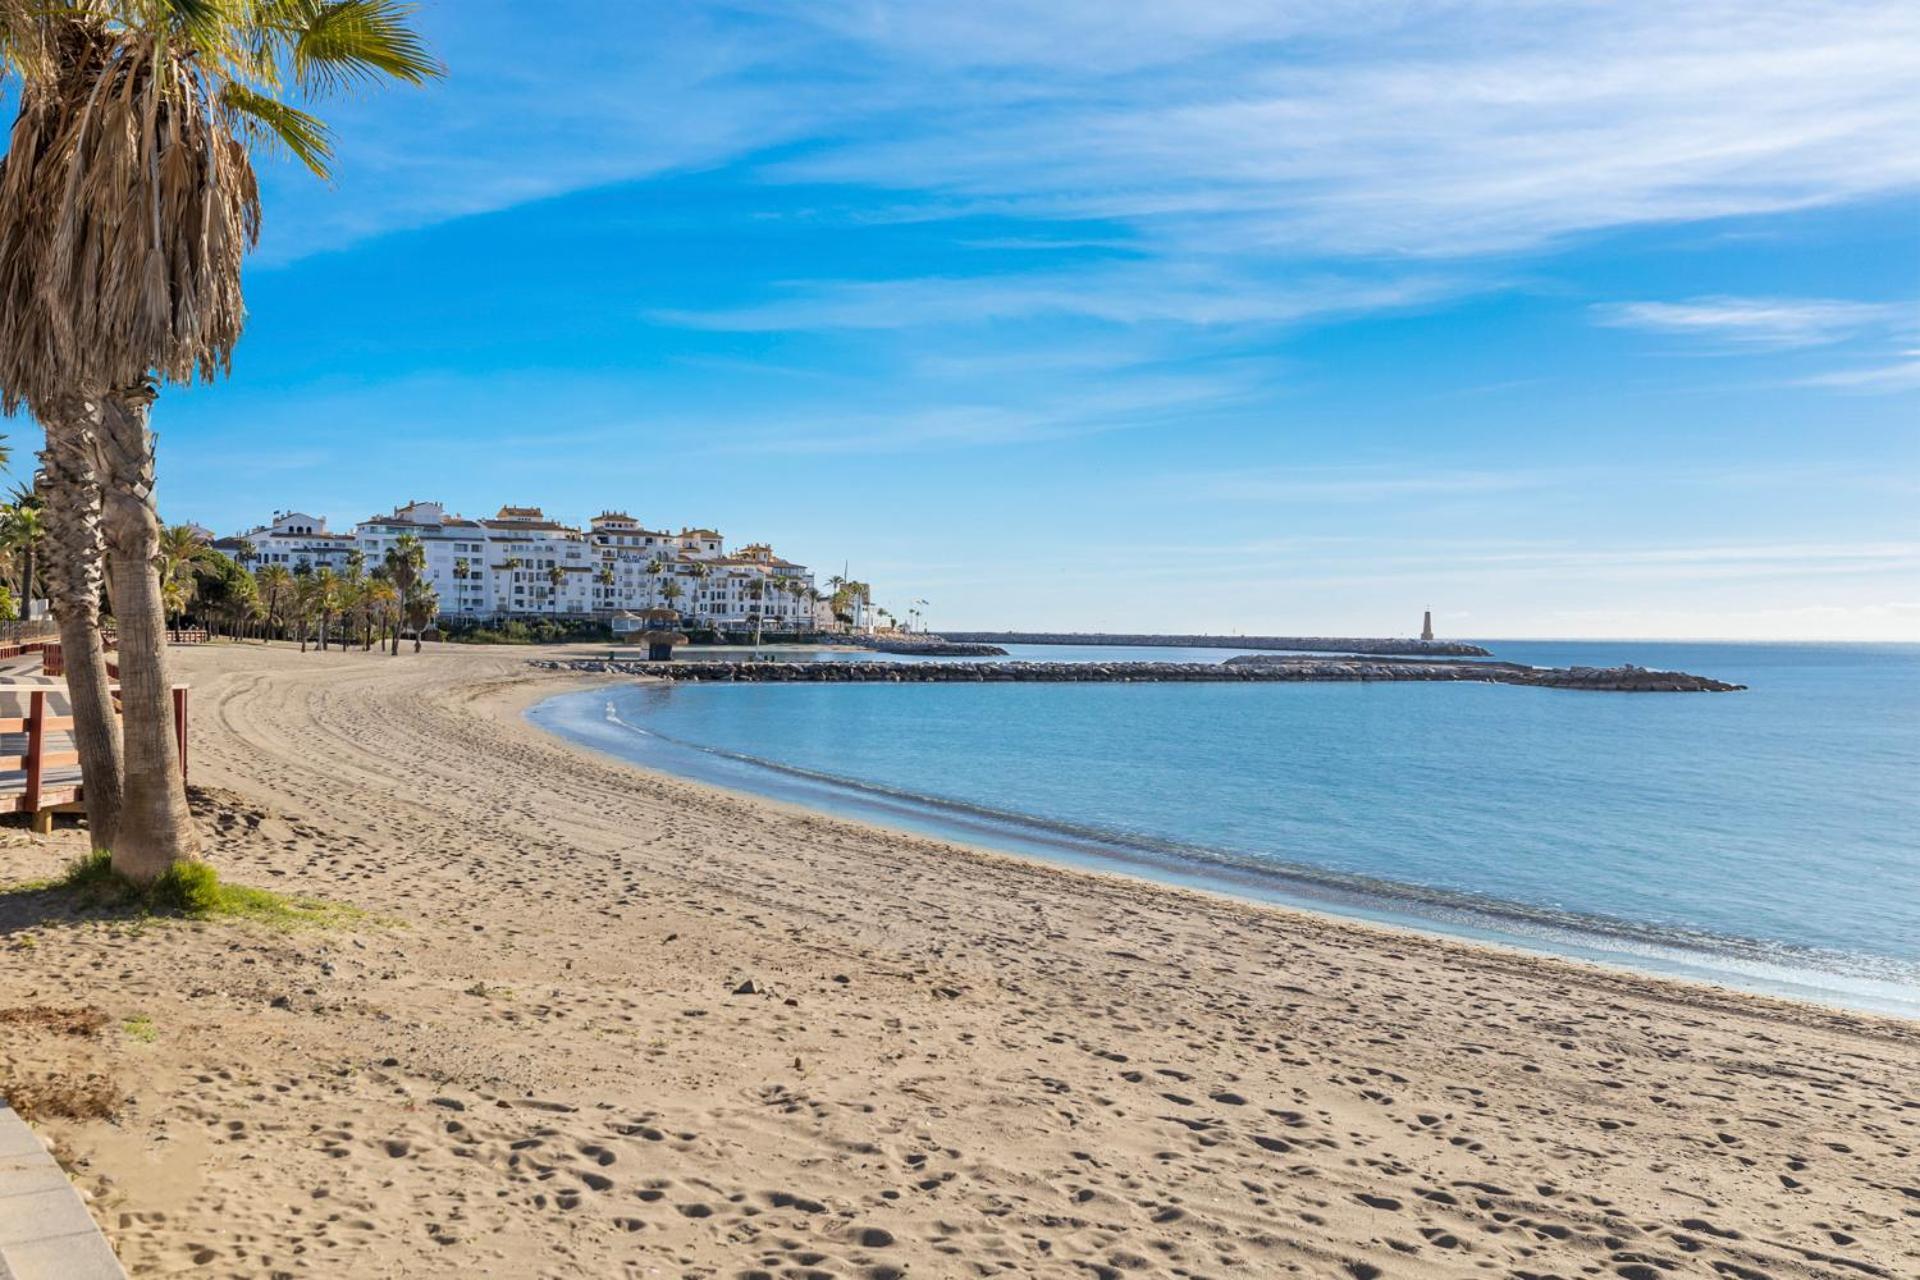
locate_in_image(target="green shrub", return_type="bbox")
[39,850,361,928]
[440,616,614,645]
[150,860,222,915]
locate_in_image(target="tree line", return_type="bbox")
[163,528,440,653]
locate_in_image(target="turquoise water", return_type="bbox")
[528,642,1920,1016]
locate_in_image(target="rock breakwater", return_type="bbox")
[533,657,1743,691]
[849,636,1009,656]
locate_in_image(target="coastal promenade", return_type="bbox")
[0,642,1907,1277]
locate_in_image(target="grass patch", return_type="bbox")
[122,1014,157,1043]
[33,850,365,929]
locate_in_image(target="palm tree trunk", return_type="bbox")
[90,389,198,880]
[37,405,123,850]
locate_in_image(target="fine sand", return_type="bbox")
[1,641,1916,1279]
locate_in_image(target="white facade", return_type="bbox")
[235,511,357,575]
[341,501,819,627]
[352,500,497,616]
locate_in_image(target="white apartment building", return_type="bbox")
[232,511,358,575]
[343,501,818,628]
[351,500,498,616]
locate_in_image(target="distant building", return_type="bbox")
[353,500,496,616]
[1421,610,1434,642]
[335,499,819,627]
[233,511,357,575]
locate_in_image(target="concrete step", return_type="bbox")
[0,1099,125,1280]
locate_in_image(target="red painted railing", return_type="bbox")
[1,682,188,829]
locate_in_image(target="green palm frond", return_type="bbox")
[290,1,438,93]
[221,81,333,177]
[157,0,232,45]
[0,0,437,415]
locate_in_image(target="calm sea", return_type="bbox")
[528,642,1920,1017]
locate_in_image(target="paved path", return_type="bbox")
[0,1098,125,1280]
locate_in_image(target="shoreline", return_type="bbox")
[525,678,1912,1018]
[3,642,1915,1278]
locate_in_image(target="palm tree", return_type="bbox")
[403,583,436,652]
[383,534,424,651]
[0,2,438,880]
[27,432,122,841]
[744,575,767,648]
[660,578,683,612]
[257,564,292,641]
[336,549,369,650]
[157,523,208,627]
[292,572,318,653]
[645,557,665,607]
[310,567,339,654]
[0,497,43,613]
[352,577,377,649]
[213,565,260,640]
[364,577,398,653]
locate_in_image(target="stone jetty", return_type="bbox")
[849,636,1009,656]
[533,657,1743,691]
[940,631,1494,657]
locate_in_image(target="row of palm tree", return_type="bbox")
[0,2,438,881]
[123,521,442,653]
[0,472,42,617]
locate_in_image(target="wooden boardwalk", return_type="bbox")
[0,661,188,832]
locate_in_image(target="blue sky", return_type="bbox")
[40,1,1920,638]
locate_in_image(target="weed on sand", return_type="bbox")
[5,851,367,930]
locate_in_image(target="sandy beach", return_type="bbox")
[2,641,1916,1280]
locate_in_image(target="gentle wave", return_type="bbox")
[578,694,1920,1015]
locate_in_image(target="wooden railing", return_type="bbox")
[0,683,188,833]
[38,636,115,679]
[0,640,56,666]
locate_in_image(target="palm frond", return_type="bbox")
[0,0,434,415]
[220,80,332,177]
[292,0,438,94]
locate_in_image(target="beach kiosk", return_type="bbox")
[612,608,688,662]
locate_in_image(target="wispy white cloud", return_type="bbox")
[654,265,1464,332]
[1195,466,1557,503]
[1592,296,1900,349]
[767,1,1920,258]
[261,2,1920,268]
[703,366,1270,454]
[1799,353,1920,392]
